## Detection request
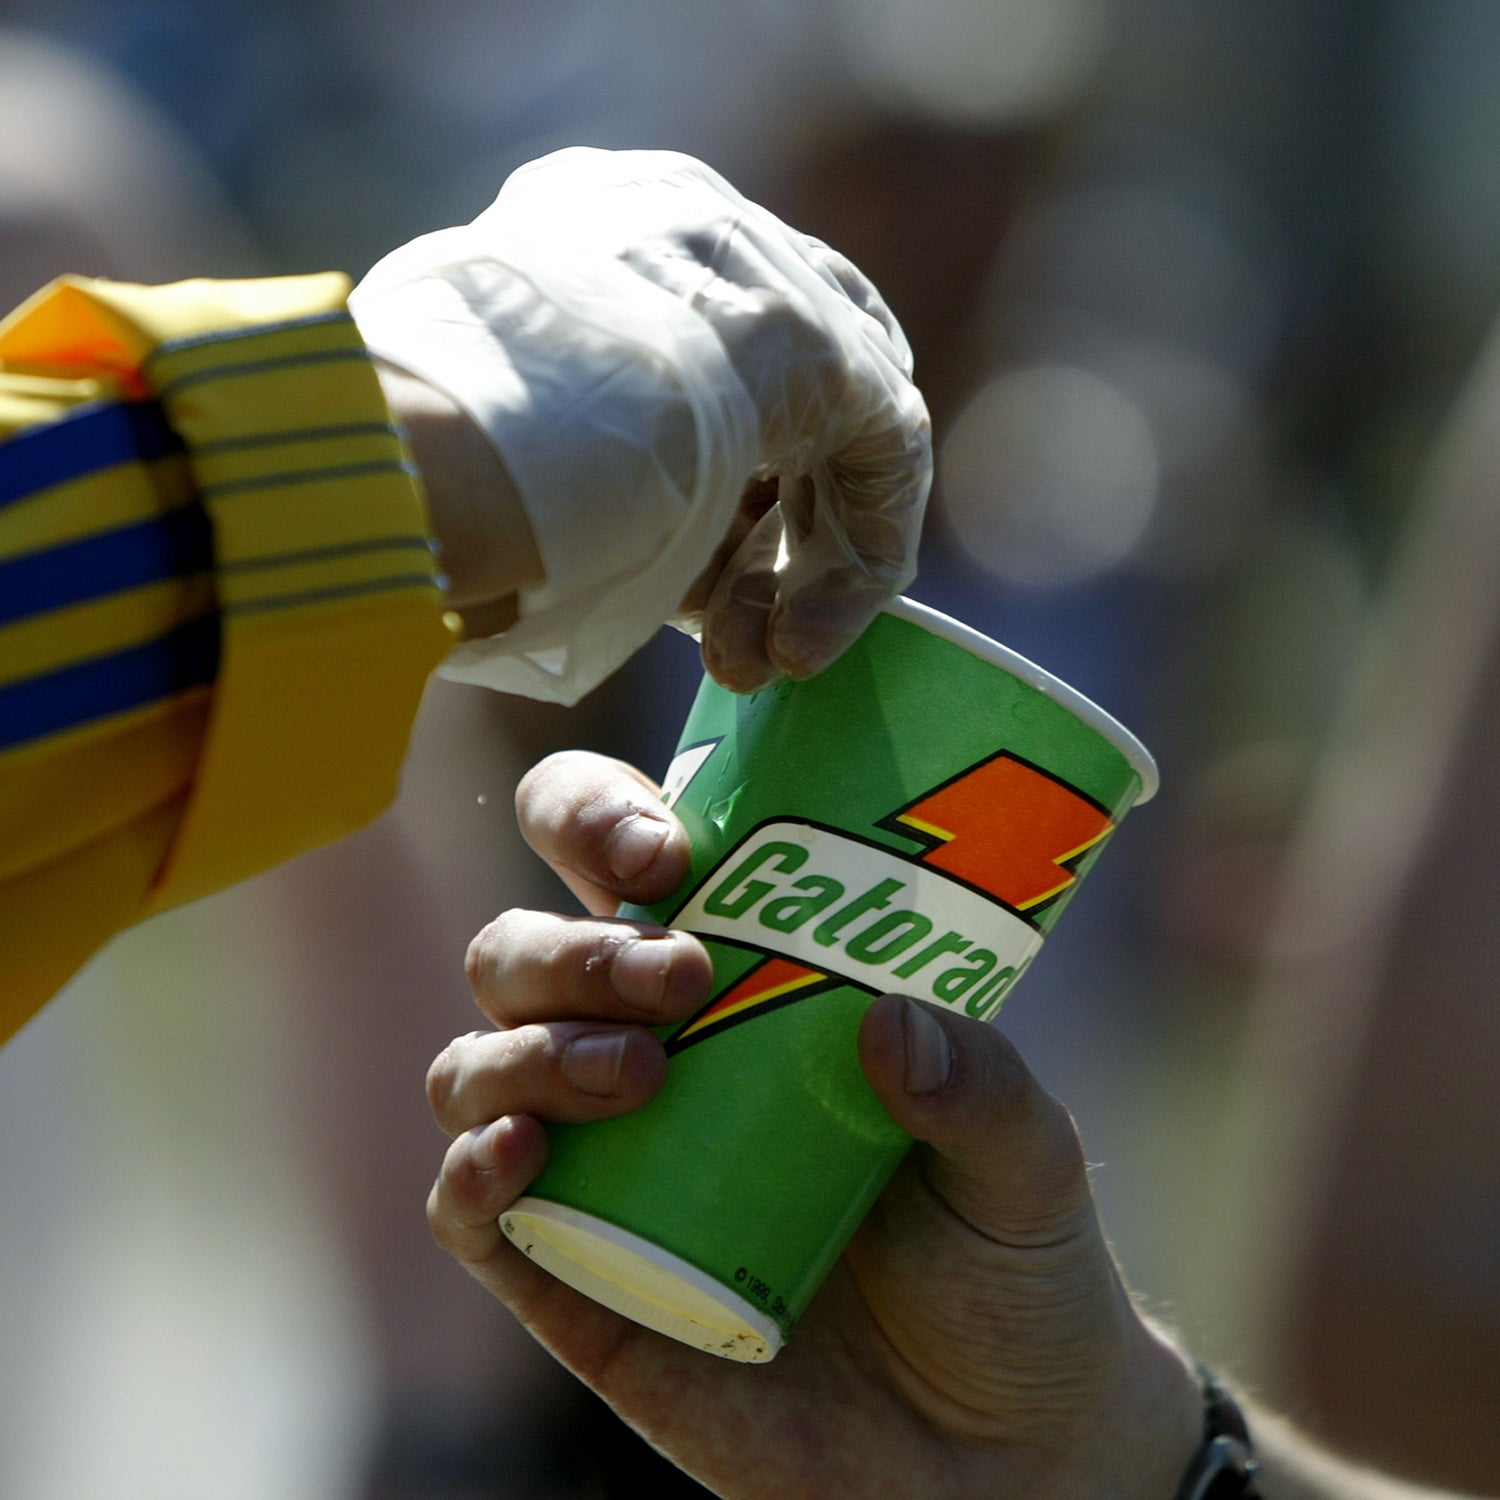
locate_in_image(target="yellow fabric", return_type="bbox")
[0,272,355,390]
[0,696,210,885]
[0,274,456,1043]
[2,802,186,1023]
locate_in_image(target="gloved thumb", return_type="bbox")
[857,994,1096,1246]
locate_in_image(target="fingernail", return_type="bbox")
[604,812,671,881]
[611,937,672,1014]
[562,1032,628,1097]
[902,999,954,1096]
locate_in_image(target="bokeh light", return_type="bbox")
[940,364,1158,586]
[833,0,1116,126]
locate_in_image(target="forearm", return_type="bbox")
[1246,1400,1484,1500]
[1119,1317,1479,1500]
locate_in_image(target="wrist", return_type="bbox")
[1172,1368,1262,1500]
[1116,1321,1207,1500]
[1049,1314,1204,1500]
[373,358,542,619]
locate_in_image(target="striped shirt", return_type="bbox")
[0,273,456,1043]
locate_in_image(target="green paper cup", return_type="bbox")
[500,597,1157,1361]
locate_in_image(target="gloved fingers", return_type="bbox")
[818,420,930,576]
[769,555,901,682]
[769,571,896,683]
[697,429,927,688]
[737,260,931,667]
[355,146,931,704]
[764,421,927,678]
[774,472,816,544]
[676,476,781,626]
[797,234,913,374]
[696,504,786,693]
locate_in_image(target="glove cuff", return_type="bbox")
[351,224,758,704]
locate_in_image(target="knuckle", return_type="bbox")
[465,909,532,995]
[557,783,621,855]
[427,1192,466,1259]
[1046,1099,1091,1185]
[514,752,569,827]
[426,1141,469,1249]
[463,931,488,993]
[425,1032,479,1128]
[425,1180,452,1249]
[581,923,628,976]
[984,1037,1092,1202]
[425,1052,453,1121]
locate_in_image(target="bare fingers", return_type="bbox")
[427,1113,550,1268]
[515,750,692,914]
[427,1020,672,1137]
[427,749,716,1338]
[438,907,711,1137]
[465,909,712,1028]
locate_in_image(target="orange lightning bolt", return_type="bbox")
[667,957,835,1053]
[890,752,1114,911]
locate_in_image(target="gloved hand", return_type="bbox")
[350,147,931,704]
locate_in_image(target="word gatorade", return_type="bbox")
[668,750,1114,1044]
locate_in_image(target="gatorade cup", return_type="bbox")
[500,597,1157,1362]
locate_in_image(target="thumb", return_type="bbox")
[857,994,1095,1246]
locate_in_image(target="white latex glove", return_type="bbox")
[349,147,931,704]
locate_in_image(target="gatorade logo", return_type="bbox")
[665,752,1113,1051]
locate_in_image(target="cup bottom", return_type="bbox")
[500,1196,783,1362]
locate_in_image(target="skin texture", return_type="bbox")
[424,750,1204,1500]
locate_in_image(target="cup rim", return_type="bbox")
[884,596,1160,804]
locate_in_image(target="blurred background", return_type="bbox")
[3,2,1500,1496]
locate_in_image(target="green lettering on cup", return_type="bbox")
[892,930,970,978]
[845,910,933,965]
[965,965,1015,1018]
[703,841,808,919]
[813,878,905,947]
[759,875,845,933]
[933,948,998,1002]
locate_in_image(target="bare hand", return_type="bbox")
[425,751,1201,1500]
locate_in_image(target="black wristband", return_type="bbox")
[1171,1366,1261,1500]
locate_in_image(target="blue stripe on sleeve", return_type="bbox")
[0,504,215,627]
[0,401,184,512]
[0,613,220,752]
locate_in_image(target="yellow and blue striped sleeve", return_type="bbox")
[0,273,457,1043]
